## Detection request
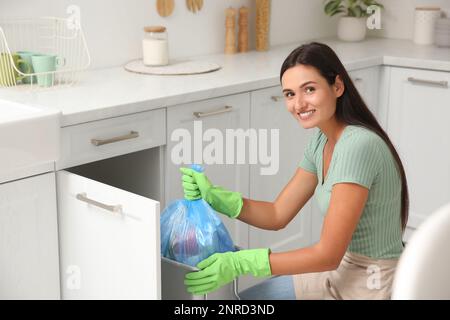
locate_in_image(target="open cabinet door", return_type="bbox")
[57,170,160,299]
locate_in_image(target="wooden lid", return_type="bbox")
[415,6,440,11]
[144,26,166,33]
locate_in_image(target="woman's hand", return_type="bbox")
[184,248,272,295]
[180,167,212,201]
[180,167,243,218]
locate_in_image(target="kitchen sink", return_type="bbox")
[0,99,60,183]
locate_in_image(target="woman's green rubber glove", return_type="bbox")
[180,167,243,219]
[184,248,272,295]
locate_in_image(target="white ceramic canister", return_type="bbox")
[143,26,169,66]
[413,7,441,45]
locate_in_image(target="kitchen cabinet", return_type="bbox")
[0,173,60,299]
[386,67,450,239]
[249,86,313,251]
[243,86,315,290]
[348,66,380,119]
[165,93,251,249]
[56,112,166,299]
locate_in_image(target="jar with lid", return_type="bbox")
[413,7,441,45]
[143,26,169,66]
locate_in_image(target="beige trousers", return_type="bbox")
[293,251,398,300]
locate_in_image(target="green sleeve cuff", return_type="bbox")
[229,193,243,219]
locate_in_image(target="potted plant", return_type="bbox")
[324,0,384,42]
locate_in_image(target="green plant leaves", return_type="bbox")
[324,0,345,17]
[348,5,363,17]
[362,0,384,9]
[324,0,383,17]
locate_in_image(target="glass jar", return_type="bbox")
[142,26,169,66]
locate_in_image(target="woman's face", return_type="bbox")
[281,64,344,129]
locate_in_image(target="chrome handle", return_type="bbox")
[407,77,448,88]
[233,277,241,300]
[76,192,123,214]
[271,96,284,102]
[193,105,233,118]
[353,77,363,82]
[91,131,139,146]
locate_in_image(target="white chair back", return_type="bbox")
[392,203,450,299]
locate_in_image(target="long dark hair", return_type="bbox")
[280,42,409,231]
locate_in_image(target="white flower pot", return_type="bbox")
[337,17,367,42]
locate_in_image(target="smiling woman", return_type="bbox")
[273,42,409,299]
[279,42,408,232]
[181,42,409,300]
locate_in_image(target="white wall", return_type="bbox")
[369,0,450,39]
[0,0,337,69]
[4,1,447,70]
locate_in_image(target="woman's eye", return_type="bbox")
[284,91,294,98]
[305,86,315,94]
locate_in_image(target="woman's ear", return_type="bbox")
[334,75,345,98]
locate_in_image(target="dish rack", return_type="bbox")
[0,16,90,89]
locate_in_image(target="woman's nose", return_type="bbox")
[294,95,306,112]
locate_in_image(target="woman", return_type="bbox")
[181,42,408,300]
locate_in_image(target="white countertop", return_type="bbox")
[1,37,450,127]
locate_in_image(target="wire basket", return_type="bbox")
[0,16,90,89]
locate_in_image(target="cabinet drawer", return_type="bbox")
[58,108,166,169]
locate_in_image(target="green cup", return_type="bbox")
[31,54,65,87]
[16,51,38,84]
[0,53,31,86]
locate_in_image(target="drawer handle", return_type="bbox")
[193,105,232,118]
[407,77,448,88]
[76,192,123,214]
[353,77,363,82]
[91,130,139,146]
[270,96,284,102]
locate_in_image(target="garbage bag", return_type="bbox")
[160,198,236,267]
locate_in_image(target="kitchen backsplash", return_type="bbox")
[2,0,448,70]
[0,0,337,69]
[369,0,450,39]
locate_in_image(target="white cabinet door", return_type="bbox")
[57,170,160,299]
[349,66,380,119]
[166,93,250,248]
[0,173,60,299]
[387,67,450,231]
[249,86,313,251]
